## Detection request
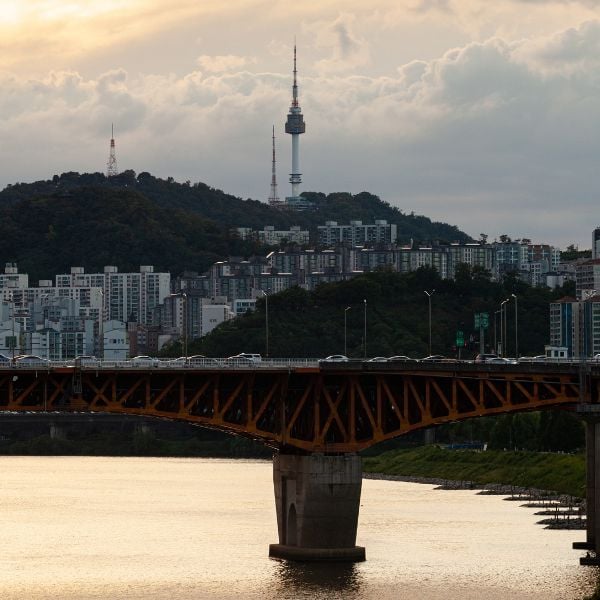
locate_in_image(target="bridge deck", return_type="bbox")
[0,362,595,452]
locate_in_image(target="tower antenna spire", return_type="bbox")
[107,123,118,178]
[268,125,281,207]
[292,43,298,108]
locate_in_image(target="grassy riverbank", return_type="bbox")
[363,446,585,498]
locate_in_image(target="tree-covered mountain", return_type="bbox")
[0,171,471,280]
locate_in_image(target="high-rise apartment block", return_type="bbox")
[317,220,398,247]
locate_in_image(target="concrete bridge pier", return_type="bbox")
[575,411,600,565]
[269,452,365,562]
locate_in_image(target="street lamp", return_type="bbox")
[182,292,188,359]
[98,289,104,360]
[494,310,501,355]
[363,299,367,359]
[260,290,269,359]
[500,299,509,357]
[344,306,351,356]
[511,293,518,358]
[9,293,16,360]
[424,290,435,356]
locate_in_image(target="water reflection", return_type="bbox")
[271,560,363,599]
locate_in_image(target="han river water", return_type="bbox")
[0,456,596,600]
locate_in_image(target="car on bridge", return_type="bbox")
[474,353,499,363]
[225,354,259,366]
[388,355,418,362]
[14,355,50,367]
[0,353,11,365]
[319,355,349,363]
[73,355,100,367]
[419,355,446,363]
[129,355,161,367]
[367,357,388,362]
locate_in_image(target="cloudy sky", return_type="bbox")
[1,0,600,248]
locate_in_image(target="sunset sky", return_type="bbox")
[1,0,600,247]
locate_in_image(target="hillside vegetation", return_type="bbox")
[0,171,470,280]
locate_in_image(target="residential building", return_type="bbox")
[317,220,398,247]
[550,295,600,358]
[56,265,170,326]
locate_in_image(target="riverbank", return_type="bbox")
[362,445,586,498]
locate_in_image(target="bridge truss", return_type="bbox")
[0,365,590,452]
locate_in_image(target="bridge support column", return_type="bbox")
[269,453,365,562]
[575,412,600,564]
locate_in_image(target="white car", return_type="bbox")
[130,355,160,367]
[14,355,50,367]
[319,355,349,363]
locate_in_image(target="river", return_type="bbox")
[0,456,595,599]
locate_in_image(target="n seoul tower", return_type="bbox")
[284,45,310,210]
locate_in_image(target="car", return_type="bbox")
[592,354,600,362]
[14,354,49,367]
[187,355,220,366]
[474,353,499,363]
[419,355,446,363]
[387,355,418,362]
[367,357,388,362]
[225,355,255,366]
[519,355,547,363]
[486,357,515,364]
[0,353,11,365]
[319,355,349,363]
[73,355,100,367]
[129,355,160,367]
[227,353,262,363]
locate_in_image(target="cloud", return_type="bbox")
[196,55,256,73]
[308,14,371,73]
[1,19,600,247]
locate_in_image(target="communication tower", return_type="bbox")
[107,124,119,178]
[284,45,313,210]
[268,126,282,208]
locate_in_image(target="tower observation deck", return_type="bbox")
[284,45,313,211]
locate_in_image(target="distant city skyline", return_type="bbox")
[1,1,600,248]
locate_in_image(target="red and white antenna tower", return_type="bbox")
[107,124,118,178]
[268,125,282,207]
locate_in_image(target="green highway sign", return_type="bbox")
[474,312,489,330]
[456,330,465,347]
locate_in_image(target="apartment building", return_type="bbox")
[56,265,170,326]
[317,220,397,247]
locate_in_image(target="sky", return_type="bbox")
[1,1,600,249]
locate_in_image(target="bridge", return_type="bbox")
[1,359,598,562]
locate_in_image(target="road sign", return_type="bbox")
[474,312,490,330]
[480,312,489,329]
[456,330,464,347]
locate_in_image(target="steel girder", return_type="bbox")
[0,367,586,452]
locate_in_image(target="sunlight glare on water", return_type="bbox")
[0,456,594,600]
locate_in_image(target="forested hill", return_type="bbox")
[0,170,471,281]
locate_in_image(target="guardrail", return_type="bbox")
[0,357,597,370]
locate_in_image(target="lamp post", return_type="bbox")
[260,290,269,359]
[182,292,188,360]
[424,290,435,356]
[10,293,16,360]
[98,289,104,360]
[511,293,518,358]
[344,306,351,356]
[494,310,501,355]
[363,299,367,359]
[500,299,509,357]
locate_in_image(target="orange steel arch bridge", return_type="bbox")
[0,361,593,453]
